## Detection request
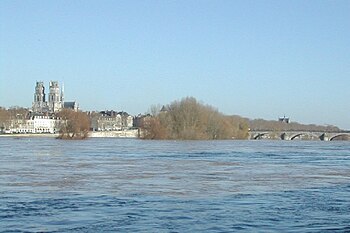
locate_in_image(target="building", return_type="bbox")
[1,82,79,134]
[133,114,152,128]
[32,81,48,113]
[64,101,79,111]
[279,116,290,123]
[7,114,62,134]
[90,110,134,131]
[32,81,78,113]
[48,81,63,113]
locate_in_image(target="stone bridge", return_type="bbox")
[249,130,350,141]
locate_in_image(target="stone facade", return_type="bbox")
[48,81,63,113]
[90,111,134,131]
[32,81,47,113]
[32,81,77,113]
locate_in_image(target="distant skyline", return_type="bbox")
[1,0,349,129]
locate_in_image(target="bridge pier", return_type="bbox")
[320,133,329,141]
[281,133,289,140]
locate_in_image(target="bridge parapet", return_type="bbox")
[249,131,350,141]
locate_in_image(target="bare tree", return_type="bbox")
[249,119,340,132]
[0,107,10,132]
[57,109,90,139]
[140,97,249,140]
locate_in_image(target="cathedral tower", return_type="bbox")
[32,81,47,113]
[48,81,63,113]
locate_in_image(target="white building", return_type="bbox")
[31,115,59,133]
[126,115,133,128]
[9,115,61,134]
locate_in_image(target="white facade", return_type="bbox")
[32,116,58,133]
[9,116,60,134]
[127,115,133,128]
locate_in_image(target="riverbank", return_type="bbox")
[0,133,58,138]
[89,129,138,138]
[0,129,139,138]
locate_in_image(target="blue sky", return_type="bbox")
[1,0,349,129]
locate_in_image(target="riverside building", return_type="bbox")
[2,81,79,134]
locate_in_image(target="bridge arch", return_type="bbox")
[254,133,269,140]
[290,133,303,140]
[290,133,321,140]
[329,134,350,141]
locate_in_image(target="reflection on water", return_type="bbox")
[0,138,349,232]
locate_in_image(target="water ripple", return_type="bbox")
[0,138,349,232]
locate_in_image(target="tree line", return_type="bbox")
[249,119,340,132]
[140,97,249,140]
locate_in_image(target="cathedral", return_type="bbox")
[32,81,78,113]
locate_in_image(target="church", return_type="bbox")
[32,81,78,113]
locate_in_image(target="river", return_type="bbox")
[0,137,349,232]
